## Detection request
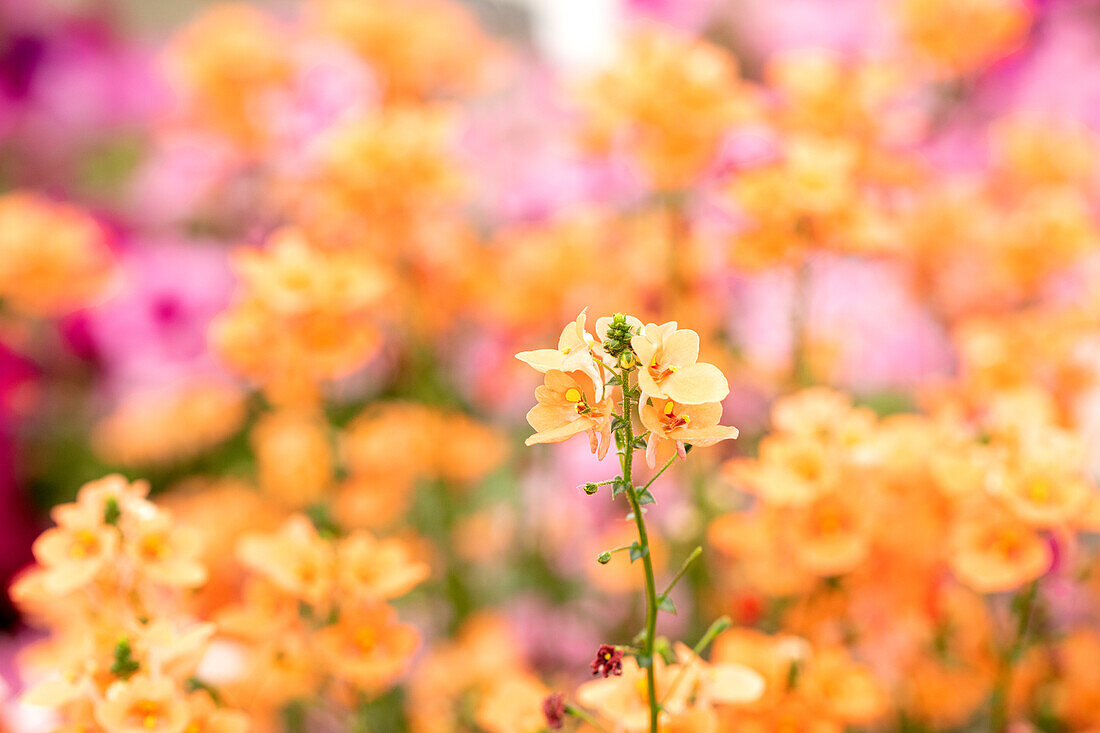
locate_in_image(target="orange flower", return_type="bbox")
[631,322,729,404]
[237,516,335,607]
[897,0,1030,76]
[309,0,495,101]
[251,407,334,508]
[31,519,119,596]
[0,191,115,316]
[336,531,429,602]
[638,398,739,469]
[949,506,1051,593]
[315,603,420,693]
[183,692,249,733]
[92,382,246,467]
[125,513,207,588]
[524,370,615,460]
[94,675,190,733]
[582,28,757,189]
[789,494,869,578]
[162,3,291,149]
[474,673,549,733]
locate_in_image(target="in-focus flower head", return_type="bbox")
[524,369,615,460]
[631,321,730,404]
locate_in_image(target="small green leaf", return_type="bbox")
[611,478,628,498]
[657,595,676,614]
[635,654,653,669]
[629,542,648,563]
[636,489,656,506]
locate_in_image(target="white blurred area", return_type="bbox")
[520,0,622,70]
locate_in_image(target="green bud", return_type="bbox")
[583,482,599,495]
[618,352,636,369]
[597,552,612,565]
[103,496,121,526]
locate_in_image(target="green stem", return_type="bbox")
[640,453,678,494]
[660,546,701,599]
[619,374,660,733]
[990,581,1039,733]
[565,704,608,732]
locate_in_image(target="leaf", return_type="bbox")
[629,542,649,563]
[657,595,676,614]
[636,489,656,506]
[612,478,628,498]
[635,654,653,669]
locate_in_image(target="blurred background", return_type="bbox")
[6,0,1100,731]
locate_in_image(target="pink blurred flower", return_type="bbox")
[730,256,953,392]
[622,0,719,32]
[459,68,642,225]
[84,240,235,396]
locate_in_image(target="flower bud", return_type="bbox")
[583,482,599,495]
[597,552,612,564]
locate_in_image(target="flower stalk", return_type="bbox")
[616,368,662,733]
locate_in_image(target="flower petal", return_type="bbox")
[661,362,729,404]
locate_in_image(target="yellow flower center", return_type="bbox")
[133,701,160,730]
[1026,479,1052,504]
[994,528,1024,559]
[660,401,691,431]
[565,388,582,403]
[354,626,377,654]
[70,530,99,558]
[141,534,171,561]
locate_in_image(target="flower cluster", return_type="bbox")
[10,475,246,733]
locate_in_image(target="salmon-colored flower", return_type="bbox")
[949,507,1051,593]
[515,310,605,400]
[125,513,207,588]
[524,370,615,460]
[315,603,420,693]
[639,397,738,468]
[31,519,119,596]
[336,531,429,602]
[631,322,729,404]
[94,675,190,733]
[237,516,335,607]
[475,673,550,733]
[0,191,115,316]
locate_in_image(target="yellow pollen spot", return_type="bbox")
[604,652,612,660]
[633,676,649,702]
[561,346,572,355]
[650,356,659,368]
[668,365,679,373]
[1027,479,1051,504]
[70,530,98,558]
[565,388,582,403]
[141,535,170,561]
[186,724,200,733]
[663,401,675,416]
[144,715,157,730]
